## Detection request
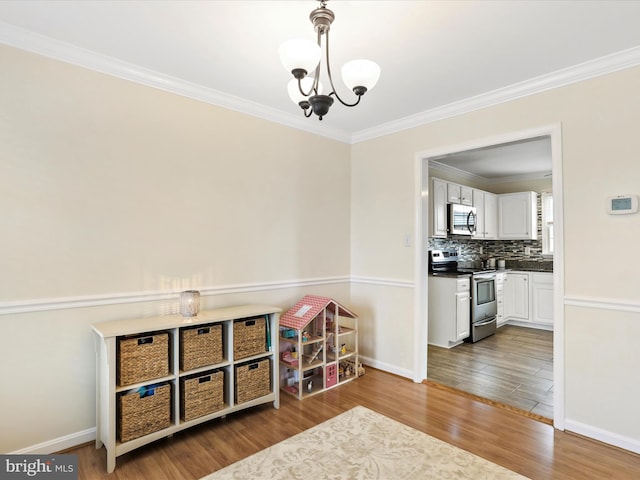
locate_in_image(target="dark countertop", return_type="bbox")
[506,261,553,273]
[429,269,552,278]
[458,260,553,273]
[513,268,553,272]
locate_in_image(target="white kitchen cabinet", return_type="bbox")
[504,272,529,321]
[532,273,554,325]
[456,290,471,340]
[473,189,498,240]
[447,182,473,206]
[428,275,470,348]
[495,271,506,326]
[432,178,448,237]
[484,192,498,238]
[498,191,538,240]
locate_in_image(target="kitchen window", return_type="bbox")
[542,192,553,256]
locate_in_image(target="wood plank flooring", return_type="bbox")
[65,367,640,479]
[428,325,554,418]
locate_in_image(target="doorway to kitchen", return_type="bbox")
[414,125,564,426]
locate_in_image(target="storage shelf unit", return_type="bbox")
[279,295,359,400]
[92,304,281,473]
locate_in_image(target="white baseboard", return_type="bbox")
[564,419,640,454]
[504,320,554,331]
[359,355,413,381]
[10,428,96,455]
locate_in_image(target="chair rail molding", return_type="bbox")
[0,276,351,315]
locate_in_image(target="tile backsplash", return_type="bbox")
[427,236,551,268]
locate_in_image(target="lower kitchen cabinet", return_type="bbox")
[503,271,554,329]
[532,272,554,326]
[428,275,470,347]
[495,272,506,326]
[504,272,529,321]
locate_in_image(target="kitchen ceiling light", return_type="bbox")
[279,0,380,120]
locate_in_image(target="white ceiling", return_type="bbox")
[428,136,552,181]
[1,0,640,149]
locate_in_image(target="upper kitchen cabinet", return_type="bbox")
[498,191,538,240]
[447,183,473,206]
[473,189,498,240]
[431,178,448,237]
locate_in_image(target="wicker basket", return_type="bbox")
[118,332,169,386]
[235,358,271,404]
[233,317,267,360]
[118,383,171,443]
[180,370,225,422]
[180,324,223,371]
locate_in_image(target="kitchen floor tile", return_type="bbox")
[428,325,553,418]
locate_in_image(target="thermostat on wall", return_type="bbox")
[607,194,638,214]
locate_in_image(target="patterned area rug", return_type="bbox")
[201,406,529,480]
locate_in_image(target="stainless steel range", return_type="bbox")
[429,249,497,343]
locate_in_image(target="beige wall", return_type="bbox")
[0,46,351,300]
[3,41,640,454]
[0,45,352,452]
[351,66,640,447]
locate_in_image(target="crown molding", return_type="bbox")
[429,161,552,187]
[2,21,640,146]
[351,45,640,144]
[428,161,485,184]
[0,21,351,144]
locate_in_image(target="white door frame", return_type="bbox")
[412,123,565,430]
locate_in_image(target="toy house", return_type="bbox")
[279,295,360,399]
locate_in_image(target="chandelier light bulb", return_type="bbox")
[279,38,321,77]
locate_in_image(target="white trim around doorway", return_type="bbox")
[413,123,565,431]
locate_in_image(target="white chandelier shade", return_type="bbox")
[341,59,381,92]
[279,38,321,76]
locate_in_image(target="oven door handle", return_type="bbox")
[474,319,496,327]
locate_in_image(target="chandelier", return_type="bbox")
[279,0,380,120]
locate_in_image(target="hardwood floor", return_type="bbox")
[428,325,554,418]
[66,368,640,479]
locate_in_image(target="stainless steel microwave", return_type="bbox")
[448,203,477,236]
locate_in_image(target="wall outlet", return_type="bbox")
[524,246,531,255]
[479,246,483,254]
[404,233,412,247]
